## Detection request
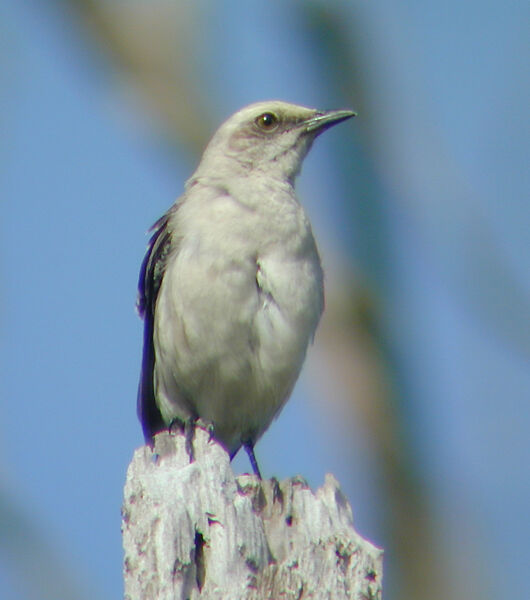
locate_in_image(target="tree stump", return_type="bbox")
[122,428,382,599]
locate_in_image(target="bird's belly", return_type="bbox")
[153,246,323,454]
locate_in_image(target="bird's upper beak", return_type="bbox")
[304,109,357,134]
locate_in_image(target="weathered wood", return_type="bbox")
[122,428,382,599]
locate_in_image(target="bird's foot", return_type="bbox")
[168,417,215,464]
[168,417,186,436]
[168,417,199,464]
[195,418,215,442]
[243,440,263,480]
[184,418,197,464]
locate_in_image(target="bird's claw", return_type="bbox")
[196,419,215,442]
[168,417,185,436]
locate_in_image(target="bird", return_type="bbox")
[136,100,355,478]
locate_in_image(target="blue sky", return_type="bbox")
[1,1,529,598]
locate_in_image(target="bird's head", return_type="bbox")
[191,101,356,185]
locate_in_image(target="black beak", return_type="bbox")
[304,109,357,134]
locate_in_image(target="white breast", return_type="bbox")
[153,186,324,453]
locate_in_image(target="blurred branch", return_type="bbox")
[300,4,470,600]
[314,278,454,600]
[55,0,212,154]
[303,2,530,358]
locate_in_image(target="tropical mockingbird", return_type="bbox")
[137,100,355,477]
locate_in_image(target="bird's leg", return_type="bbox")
[243,440,262,480]
[187,418,215,463]
[184,418,196,464]
[168,416,197,464]
[168,416,185,436]
[195,418,215,442]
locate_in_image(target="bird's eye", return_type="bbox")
[255,112,279,131]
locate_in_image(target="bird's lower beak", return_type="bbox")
[304,109,357,133]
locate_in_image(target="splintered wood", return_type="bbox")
[122,429,382,600]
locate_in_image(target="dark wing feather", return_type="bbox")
[137,206,177,444]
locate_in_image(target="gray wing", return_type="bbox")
[137,206,177,444]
